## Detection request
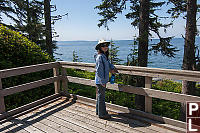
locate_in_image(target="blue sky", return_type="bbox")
[51,0,135,41]
[51,0,188,41]
[3,0,198,41]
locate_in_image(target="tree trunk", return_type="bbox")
[26,0,33,41]
[135,0,149,111]
[180,0,197,121]
[44,0,53,57]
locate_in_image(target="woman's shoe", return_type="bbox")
[96,111,108,115]
[99,114,111,120]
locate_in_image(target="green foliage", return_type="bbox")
[0,25,52,68]
[121,39,139,86]
[68,82,96,99]
[151,79,182,119]
[150,37,179,58]
[167,0,187,18]
[95,0,178,58]
[109,40,123,65]
[95,0,126,30]
[152,79,182,93]
[7,0,46,47]
[152,98,181,120]
[0,25,54,110]
[5,83,55,110]
[72,50,82,62]
[106,90,136,109]
[1,0,60,55]
[66,68,95,80]
[126,39,138,66]
[0,0,15,22]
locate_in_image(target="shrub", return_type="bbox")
[0,25,52,69]
[0,25,55,110]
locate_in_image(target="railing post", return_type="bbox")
[96,87,98,100]
[53,67,60,94]
[0,78,5,113]
[61,68,69,96]
[145,77,152,113]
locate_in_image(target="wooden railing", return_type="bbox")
[0,62,68,119]
[59,61,200,113]
[1,61,200,127]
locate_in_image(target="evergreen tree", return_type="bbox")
[3,0,46,50]
[44,0,53,57]
[168,0,199,121]
[109,40,123,65]
[127,39,138,66]
[72,50,82,62]
[0,0,14,23]
[120,39,138,86]
[1,0,67,57]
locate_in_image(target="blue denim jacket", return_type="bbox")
[94,53,115,85]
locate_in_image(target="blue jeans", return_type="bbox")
[96,84,108,117]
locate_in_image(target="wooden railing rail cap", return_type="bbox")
[59,61,95,67]
[114,65,200,75]
[0,62,60,78]
[59,61,200,77]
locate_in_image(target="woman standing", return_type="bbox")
[94,40,117,119]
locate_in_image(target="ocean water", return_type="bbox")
[54,38,200,70]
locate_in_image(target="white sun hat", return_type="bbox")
[95,39,110,50]
[98,39,110,44]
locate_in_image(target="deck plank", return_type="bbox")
[18,100,93,133]
[0,121,16,133]
[0,120,29,133]
[75,101,180,133]
[55,107,142,133]
[43,98,177,133]
[38,101,126,133]
[43,99,148,133]
[62,104,158,133]
[17,113,62,133]
[19,112,77,133]
[32,98,141,133]
[32,100,112,133]
[54,110,128,133]
[10,118,45,133]
[72,103,178,133]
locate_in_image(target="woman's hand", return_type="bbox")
[110,68,119,74]
[101,84,106,87]
[110,69,116,74]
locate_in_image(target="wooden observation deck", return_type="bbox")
[1,61,200,132]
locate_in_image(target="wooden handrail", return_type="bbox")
[60,61,200,82]
[66,76,200,102]
[0,76,63,96]
[0,62,60,78]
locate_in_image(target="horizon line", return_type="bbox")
[57,37,200,42]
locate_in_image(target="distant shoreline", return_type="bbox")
[57,37,200,42]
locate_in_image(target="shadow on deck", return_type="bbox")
[0,96,184,133]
